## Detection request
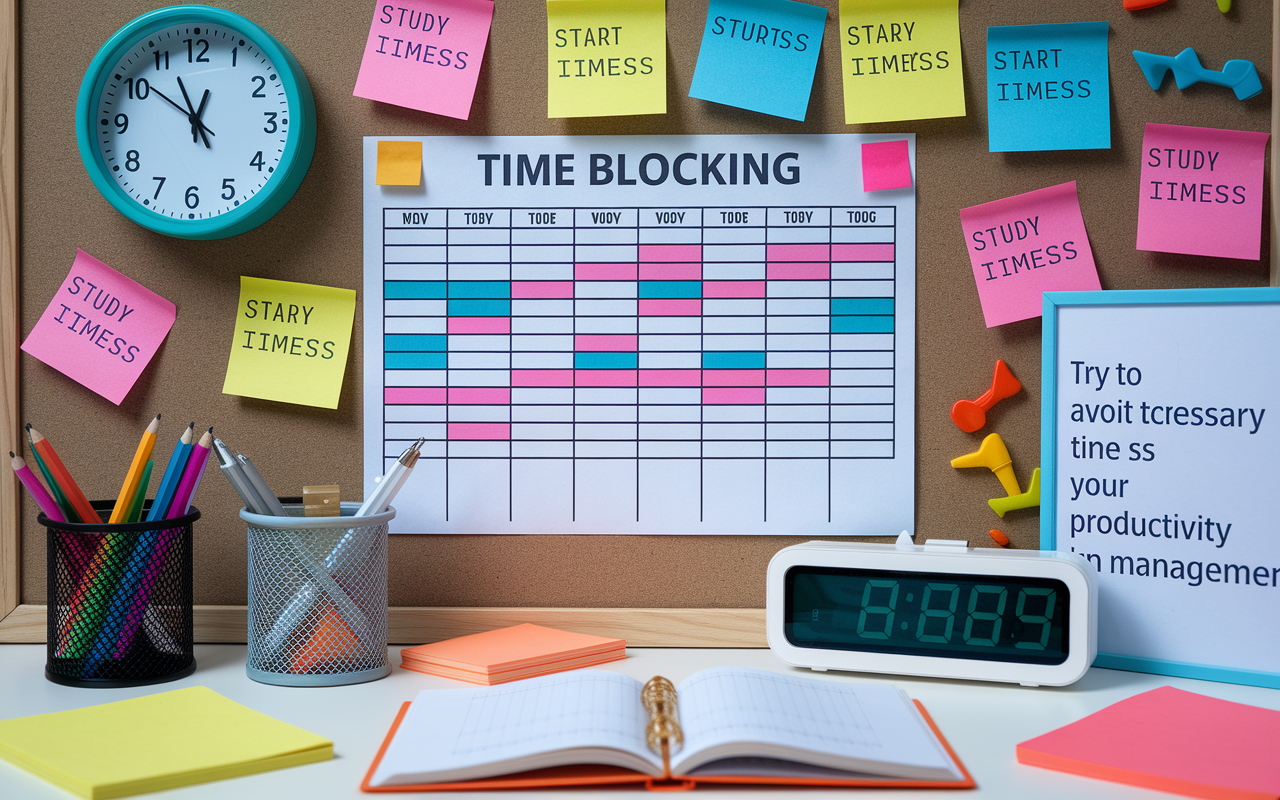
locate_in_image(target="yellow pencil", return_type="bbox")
[109,414,161,524]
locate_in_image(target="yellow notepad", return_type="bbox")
[0,686,332,799]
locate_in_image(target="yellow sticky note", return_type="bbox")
[376,140,422,185]
[223,277,357,409]
[0,686,331,799]
[547,0,666,118]
[840,0,965,124]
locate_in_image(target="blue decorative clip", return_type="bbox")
[1133,48,1262,100]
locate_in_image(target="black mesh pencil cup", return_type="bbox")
[243,501,393,686]
[42,500,198,687]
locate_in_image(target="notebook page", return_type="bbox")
[672,667,960,780]
[370,671,663,786]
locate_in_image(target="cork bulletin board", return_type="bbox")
[1,0,1274,644]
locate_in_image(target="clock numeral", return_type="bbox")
[962,585,1008,647]
[250,151,265,171]
[856,579,898,640]
[1013,588,1057,651]
[154,50,169,70]
[185,186,200,209]
[125,150,140,172]
[151,176,166,199]
[184,38,210,63]
[263,112,278,134]
[125,77,150,100]
[251,76,266,98]
[113,113,128,134]
[915,583,958,643]
[221,178,236,200]
[231,47,237,67]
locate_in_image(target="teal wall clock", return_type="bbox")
[76,6,316,239]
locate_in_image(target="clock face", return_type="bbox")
[93,21,291,221]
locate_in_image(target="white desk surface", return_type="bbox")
[1,643,1277,799]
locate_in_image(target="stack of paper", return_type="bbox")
[400,623,625,685]
[0,686,331,799]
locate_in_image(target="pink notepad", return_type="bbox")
[400,624,625,685]
[1017,686,1280,800]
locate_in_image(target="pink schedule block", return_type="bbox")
[703,281,766,298]
[861,140,913,192]
[512,370,573,386]
[576,263,638,281]
[449,387,510,404]
[575,369,637,387]
[832,243,894,262]
[449,317,510,334]
[385,387,446,404]
[639,299,701,316]
[512,281,574,298]
[353,0,494,120]
[639,263,702,280]
[960,181,1100,328]
[20,249,176,405]
[767,243,830,261]
[639,369,702,387]
[703,369,766,386]
[1137,123,1270,260]
[766,263,829,280]
[575,334,638,351]
[768,369,829,386]
[704,387,766,404]
[639,244,702,262]
[448,422,510,440]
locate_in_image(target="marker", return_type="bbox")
[357,438,424,517]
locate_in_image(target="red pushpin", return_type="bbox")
[1123,0,1170,10]
[989,529,1011,548]
[951,360,1021,433]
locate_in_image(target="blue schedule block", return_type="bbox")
[688,0,828,122]
[986,21,1110,152]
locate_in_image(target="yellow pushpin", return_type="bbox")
[950,433,1021,497]
[989,468,1041,518]
[1217,0,1231,13]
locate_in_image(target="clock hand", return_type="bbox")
[175,76,215,147]
[193,89,215,148]
[149,86,192,117]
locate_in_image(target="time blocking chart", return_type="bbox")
[362,135,916,535]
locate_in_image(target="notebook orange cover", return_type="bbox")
[399,624,625,685]
[360,699,975,793]
[1017,686,1280,800]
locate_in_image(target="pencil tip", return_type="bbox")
[188,421,195,428]
[24,422,31,431]
[156,413,162,419]
[8,451,13,458]
[207,427,214,433]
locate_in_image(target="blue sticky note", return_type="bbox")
[689,0,827,121]
[986,22,1110,152]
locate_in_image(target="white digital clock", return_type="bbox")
[767,539,1098,687]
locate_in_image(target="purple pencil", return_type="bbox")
[11,451,65,522]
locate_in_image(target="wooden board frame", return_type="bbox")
[1,0,1274,645]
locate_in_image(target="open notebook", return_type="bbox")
[362,666,973,792]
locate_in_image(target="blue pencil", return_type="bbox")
[146,423,194,522]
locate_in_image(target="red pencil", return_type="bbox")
[26,424,100,523]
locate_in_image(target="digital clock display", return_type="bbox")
[785,566,1070,665]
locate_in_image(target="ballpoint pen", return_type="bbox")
[356,438,424,517]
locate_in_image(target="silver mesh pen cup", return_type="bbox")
[242,501,394,686]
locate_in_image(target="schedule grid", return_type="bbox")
[378,205,897,523]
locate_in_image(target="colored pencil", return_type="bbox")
[146,423,194,522]
[109,414,161,523]
[27,444,75,522]
[10,451,64,522]
[125,460,153,523]
[26,424,99,524]
[103,429,212,661]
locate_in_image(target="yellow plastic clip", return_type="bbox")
[950,433,1021,497]
[989,468,1041,517]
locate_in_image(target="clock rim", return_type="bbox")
[75,4,316,240]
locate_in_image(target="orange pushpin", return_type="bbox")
[951,360,1021,433]
[951,433,1021,497]
[989,529,1011,547]
[1123,0,1170,10]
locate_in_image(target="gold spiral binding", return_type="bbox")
[641,676,683,779]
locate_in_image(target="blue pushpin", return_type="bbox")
[1133,48,1261,100]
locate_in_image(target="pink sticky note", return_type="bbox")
[960,181,1100,327]
[1017,687,1280,798]
[353,0,494,120]
[20,250,176,405]
[862,140,912,191]
[1137,123,1270,260]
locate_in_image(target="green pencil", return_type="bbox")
[125,460,153,523]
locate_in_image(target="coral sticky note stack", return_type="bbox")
[400,623,626,684]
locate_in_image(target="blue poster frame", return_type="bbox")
[1041,286,1280,690]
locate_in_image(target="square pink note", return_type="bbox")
[960,181,1100,327]
[862,140,912,191]
[353,0,494,120]
[1137,123,1270,260]
[20,250,176,405]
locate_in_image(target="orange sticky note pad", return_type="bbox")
[1017,686,1280,798]
[400,623,626,685]
[376,140,423,185]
